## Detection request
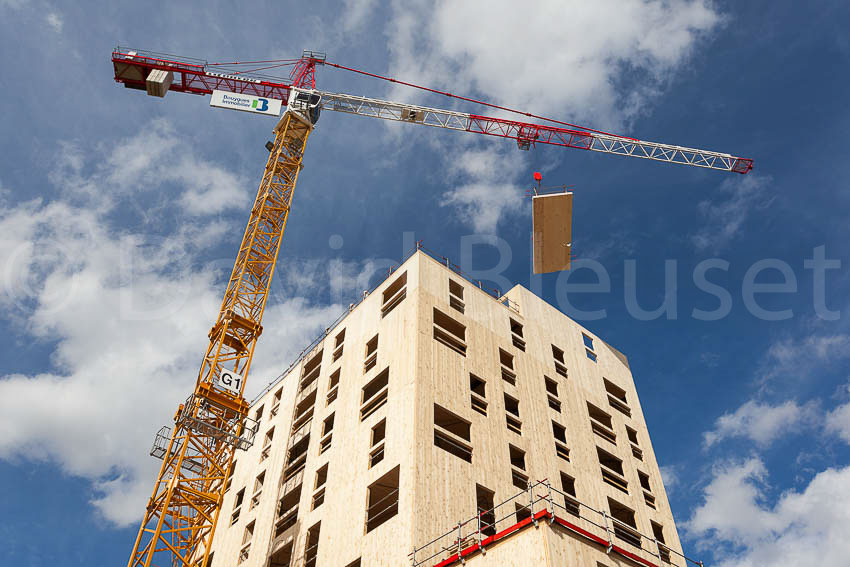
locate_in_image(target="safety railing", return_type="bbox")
[410,479,703,567]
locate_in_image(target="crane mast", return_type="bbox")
[127,96,317,567]
[112,46,752,567]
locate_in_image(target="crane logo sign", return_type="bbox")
[210,89,282,117]
[215,368,244,396]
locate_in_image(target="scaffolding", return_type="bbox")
[410,479,703,567]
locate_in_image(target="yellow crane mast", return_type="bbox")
[128,109,314,567]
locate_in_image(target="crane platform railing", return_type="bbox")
[409,479,703,567]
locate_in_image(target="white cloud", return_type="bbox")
[692,174,773,251]
[439,147,526,233]
[45,11,62,32]
[659,464,680,494]
[761,333,850,383]
[63,118,250,217]
[379,1,722,232]
[703,399,817,448]
[825,382,850,444]
[385,0,721,128]
[0,123,342,526]
[686,458,850,567]
[341,0,378,31]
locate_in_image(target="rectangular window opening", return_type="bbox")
[300,350,323,392]
[366,466,400,532]
[364,335,378,373]
[511,469,529,490]
[552,345,565,364]
[434,404,473,463]
[560,473,580,517]
[250,471,265,510]
[369,418,386,468]
[311,464,328,510]
[242,520,255,545]
[269,543,293,567]
[433,308,467,355]
[311,487,325,510]
[505,394,522,434]
[582,333,594,350]
[434,429,473,463]
[588,402,617,444]
[499,348,514,370]
[476,484,496,537]
[552,421,567,444]
[360,368,389,421]
[449,279,465,313]
[327,368,340,405]
[381,271,407,317]
[626,426,643,460]
[510,318,526,351]
[371,419,386,446]
[434,404,471,441]
[586,349,598,362]
[553,421,570,461]
[332,329,345,361]
[500,349,517,385]
[509,444,526,470]
[320,413,335,453]
[499,349,516,386]
[506,414,522,435]
[275,484,301,536]
[470,374,486,397]
[638,471,651,492]
[470,373,488,416]
[504,394,520,418]
[552,345,568,377]
[608,498,641,549]
[510,318,524,337]
[515,503,532,523]
[598,447,628,494]
[304,522,321,567]
[652,522,671,563]
[471,395,488,416]
[271,388,283,416]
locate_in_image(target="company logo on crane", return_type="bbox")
[210,89,282,116]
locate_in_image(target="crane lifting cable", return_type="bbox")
[324,60,636,140]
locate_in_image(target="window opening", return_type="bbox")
[366,466,400,532]
[433,308,467,355]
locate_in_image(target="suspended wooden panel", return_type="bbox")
[532,192,573,274]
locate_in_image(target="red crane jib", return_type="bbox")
[112,50,293,99]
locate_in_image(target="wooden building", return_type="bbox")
[208,249,691,567]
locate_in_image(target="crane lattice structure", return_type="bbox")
[112,46,752,567]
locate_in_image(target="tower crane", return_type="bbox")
[112,46,752,567]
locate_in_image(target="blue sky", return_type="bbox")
[1,1,849,565]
